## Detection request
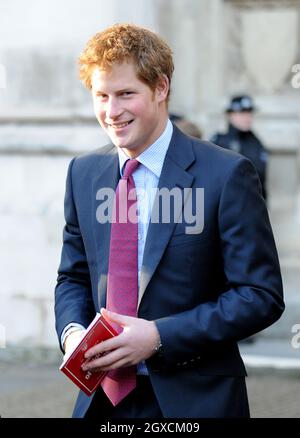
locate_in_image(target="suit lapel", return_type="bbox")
[138,127,195,306]
[92,145,119,309]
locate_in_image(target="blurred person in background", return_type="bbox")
[169,113,202,138]
[173,118,202,139]
[211,95,268,200]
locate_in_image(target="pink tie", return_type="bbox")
[101,159,140,406]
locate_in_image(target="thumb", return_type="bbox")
[101,308,133,328]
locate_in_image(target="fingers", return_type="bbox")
[82,314,158,373]
[84,334,121,359]
[82,347,133,372]
[101,308,134,327]
[84,310,138,359]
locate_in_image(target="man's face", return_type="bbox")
[228,111,253,132]
[91,61,169,157]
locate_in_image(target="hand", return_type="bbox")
[81,308,160,373]
[63,328,85,361]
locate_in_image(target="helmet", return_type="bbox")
[226,95,256,113]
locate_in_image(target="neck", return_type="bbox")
[123,113,169,159]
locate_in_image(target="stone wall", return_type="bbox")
[0,0,158,348]
[0,0,299,347]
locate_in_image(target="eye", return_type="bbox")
[96,92,108,100]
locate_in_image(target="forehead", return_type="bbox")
[91,61,141,89]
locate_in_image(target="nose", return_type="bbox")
[106,96,122,120]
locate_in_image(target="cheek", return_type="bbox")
[92,100,99,114]
[127,101,144,116]
[129,96,155,118]
[93,102,105,120]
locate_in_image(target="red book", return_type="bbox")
[59,313,118,396]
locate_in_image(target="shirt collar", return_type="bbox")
[118,119,173,178]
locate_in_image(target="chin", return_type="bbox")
[110,137,124,148]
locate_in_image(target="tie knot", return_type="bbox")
[122,159,140,179]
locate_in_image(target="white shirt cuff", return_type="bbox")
[61,323,86,350]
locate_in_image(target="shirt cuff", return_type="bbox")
[61,323,86,351]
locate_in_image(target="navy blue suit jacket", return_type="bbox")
[55,125,284,417]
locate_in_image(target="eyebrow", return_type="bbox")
[117,87,133,92]
[95,87,134,94]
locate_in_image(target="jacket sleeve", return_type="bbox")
[154,157,284,367]
[55,158,95,350]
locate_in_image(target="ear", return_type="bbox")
[155,74,169,103]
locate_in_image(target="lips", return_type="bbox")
[108,120,134,129]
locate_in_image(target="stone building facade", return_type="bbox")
[0,0,299,347]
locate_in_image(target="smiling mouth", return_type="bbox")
[109,120,134,129]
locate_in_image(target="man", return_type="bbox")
[55,24,284,418]
[210,95,268,199]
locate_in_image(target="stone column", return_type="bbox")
[156,0,225,131]
[221,0,300,339]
